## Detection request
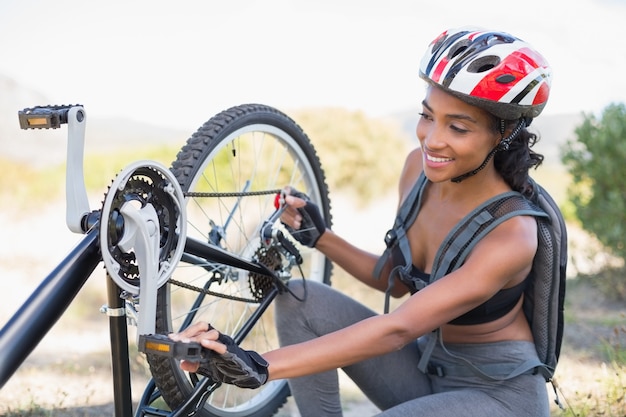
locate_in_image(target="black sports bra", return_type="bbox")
[410,265,527,325]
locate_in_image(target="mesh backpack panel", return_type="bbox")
[524,179,567,379]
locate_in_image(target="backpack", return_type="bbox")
[373,173,567,383]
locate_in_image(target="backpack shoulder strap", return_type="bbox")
[372,172,429,313]
[372,172,428,281]
[430,192,548,282]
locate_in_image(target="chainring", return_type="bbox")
[100,161,186,294]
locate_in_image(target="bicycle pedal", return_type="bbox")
[18,105,80,129]
[138,334,205,361]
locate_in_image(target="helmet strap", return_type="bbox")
[451,118,526,183]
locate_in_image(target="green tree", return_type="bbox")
[561,103,626,262]
[292,108,412,206]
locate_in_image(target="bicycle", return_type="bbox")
[0,103,333,417]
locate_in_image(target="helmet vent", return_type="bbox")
[496,74,516,84]
[467,55,500,73]
[431,35,448,53]
[448,40,470,59]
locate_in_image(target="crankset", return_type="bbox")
[100,161,186,335]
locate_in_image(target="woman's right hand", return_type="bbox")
[169,321,225,373]
[280,187,327,248]
[169,322,269,389]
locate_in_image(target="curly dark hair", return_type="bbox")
[493,119,544,197]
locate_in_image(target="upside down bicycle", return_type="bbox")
[0,103,333,416]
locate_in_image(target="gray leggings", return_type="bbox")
[275,280,549,417]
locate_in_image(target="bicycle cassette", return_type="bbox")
[100,160,187,294]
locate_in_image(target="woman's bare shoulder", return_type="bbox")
[398,148,424,201]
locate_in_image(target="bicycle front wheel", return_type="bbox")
[146,104,332,417]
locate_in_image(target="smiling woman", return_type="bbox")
[170,26,563,417]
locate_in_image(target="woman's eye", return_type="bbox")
[451,125,469,134]
[418,112,432,121]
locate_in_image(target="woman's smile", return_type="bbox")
[423,150,454,167]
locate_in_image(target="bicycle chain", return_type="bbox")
[184,189,281,198]
[167,278,258,303]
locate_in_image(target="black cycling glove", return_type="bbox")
[282,189,327,248]
[196,332,269,389]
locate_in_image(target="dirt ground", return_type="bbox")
[0,200,624,417]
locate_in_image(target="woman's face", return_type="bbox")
[416,86,500,183]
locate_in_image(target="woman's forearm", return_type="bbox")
[315,230,391,292]
[263,313,411,381]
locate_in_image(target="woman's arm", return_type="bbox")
[175,212,537,382]
[315,229,397,293]
[266,213,538,380]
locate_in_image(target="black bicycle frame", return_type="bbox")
[0,226,281,416]
[0,227,101,387]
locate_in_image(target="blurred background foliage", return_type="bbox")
[562,103,626,263]
[291,107,412,207]
[561,103,626,303]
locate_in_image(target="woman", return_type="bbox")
[171,26,553,416]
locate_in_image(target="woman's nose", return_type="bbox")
[418,123,445,150]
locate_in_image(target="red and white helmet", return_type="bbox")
[419,26,552,120]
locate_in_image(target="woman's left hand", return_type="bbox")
[280,186,327,248]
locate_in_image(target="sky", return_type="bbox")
[0,0,624,130]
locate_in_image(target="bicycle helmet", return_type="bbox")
[419,26,552,121]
